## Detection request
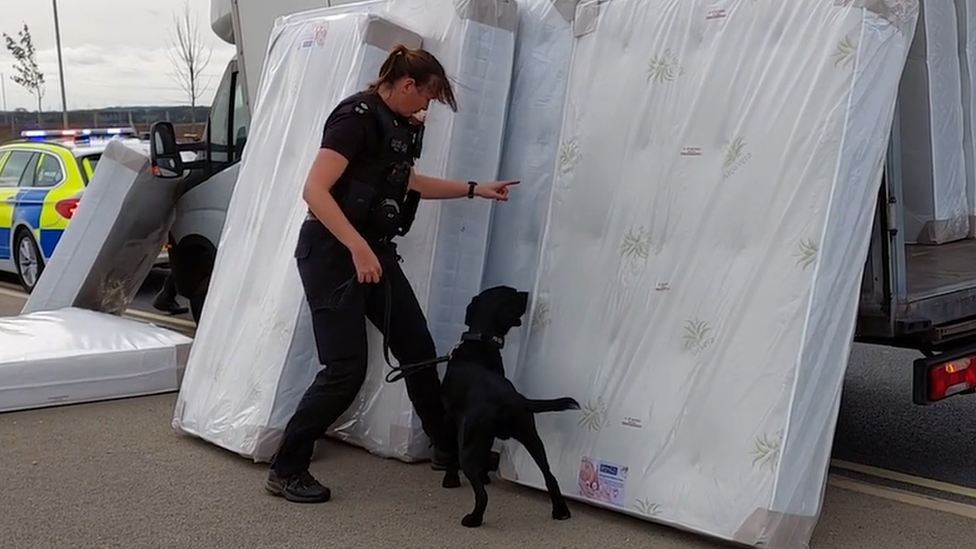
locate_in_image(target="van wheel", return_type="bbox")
[14,229,44,294]
[188,277,209,324]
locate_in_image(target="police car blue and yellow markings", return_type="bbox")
[0,129,103,263]
[0,187,72,262]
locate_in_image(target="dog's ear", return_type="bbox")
[464,295,480,327]
[516,291,529,316]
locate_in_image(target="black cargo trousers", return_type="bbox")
[270,218,452,479]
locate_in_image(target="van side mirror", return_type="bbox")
[149,121,184,178]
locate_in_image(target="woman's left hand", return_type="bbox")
[476,180,519,201]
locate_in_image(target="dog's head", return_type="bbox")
[464,285,530,336]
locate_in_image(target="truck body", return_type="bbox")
[156,0,976,404]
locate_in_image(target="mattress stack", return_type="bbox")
[172,0,517,464]
[955,0,976,237]
[898,0,970,244]
[491,1,918,548]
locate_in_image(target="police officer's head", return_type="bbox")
[367,44,458,118]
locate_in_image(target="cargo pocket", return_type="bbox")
[294,232,360,313]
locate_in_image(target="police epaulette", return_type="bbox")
[353,101,370,115]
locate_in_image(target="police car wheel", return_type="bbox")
[14,229,44,294]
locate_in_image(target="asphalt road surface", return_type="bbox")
[3,270,976,547]
[8,267,976,492]
[833,343,976,493]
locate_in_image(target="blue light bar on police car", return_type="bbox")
[20,127,138,139]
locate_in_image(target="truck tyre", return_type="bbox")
[14,228,44,294]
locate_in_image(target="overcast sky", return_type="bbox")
[0,0,236,111]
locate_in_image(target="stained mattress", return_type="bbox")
[22,140,178,316]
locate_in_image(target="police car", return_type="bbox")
[0,127,168,293]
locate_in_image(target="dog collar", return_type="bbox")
[460,331,505,349]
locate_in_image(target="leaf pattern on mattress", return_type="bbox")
[682,319,714,355]
[832,33,857,69]
[647,49,683,83]
[793,238,819,269]
[578,397,607,431]
[620,226,651,260]
[751,430,783,473]
[558,102,583,176]
[722,136,752,179]
[531,296,551,330]
[558,137,580,175]
[633,498,662,517]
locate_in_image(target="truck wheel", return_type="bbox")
[14,229,44,294]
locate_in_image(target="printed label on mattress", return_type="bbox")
[621,416,643,428]
[680,147,702,156]
[578,457,628,506]
[299,26,327,49]
[706,9,728,20]
[654,282,670,292]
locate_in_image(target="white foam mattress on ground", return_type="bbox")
[496,2,917,548]
[173,0,516,463]
[898,0,970,243]
[956,0,976,237]
[23,140,179,316]
[0,307,192,413]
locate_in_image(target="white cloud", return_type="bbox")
[0,0,236,110]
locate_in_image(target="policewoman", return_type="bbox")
[265,45,517,503]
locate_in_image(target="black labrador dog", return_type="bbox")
[439,285,580,528]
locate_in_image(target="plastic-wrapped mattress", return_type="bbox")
[496,1,917,548]
[0,307,191,413]
[899,0,970,243]
[173,0,517,463]
[22,140,178,316]
[955,0,976,237]
[481,0,576,371]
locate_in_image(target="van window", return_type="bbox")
[209,66,234,164]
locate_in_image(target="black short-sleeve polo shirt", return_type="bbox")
[320,91,383,163]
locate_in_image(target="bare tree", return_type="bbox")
[167,1,213,126]
[3,22,45,123]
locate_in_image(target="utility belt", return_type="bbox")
[332,175,421,241]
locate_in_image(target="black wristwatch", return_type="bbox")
[467,181,477,199]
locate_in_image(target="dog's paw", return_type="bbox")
[442,473,461,489]
[552,505,571,521]
[461,513,484,528]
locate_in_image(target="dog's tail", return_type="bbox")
[524,397,581,414]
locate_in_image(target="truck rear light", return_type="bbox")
[55,198,79,219]
[913,351,976,405]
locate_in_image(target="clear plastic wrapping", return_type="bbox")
[173,0,517,463]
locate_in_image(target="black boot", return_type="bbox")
[265,469,332,503]
[152,295,189,315]
[152,275,189,315]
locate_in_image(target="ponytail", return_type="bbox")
[366,44,458,112]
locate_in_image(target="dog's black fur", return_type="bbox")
[439,285,580,528]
